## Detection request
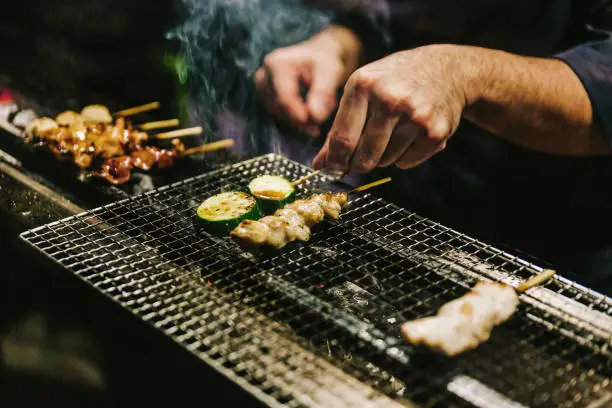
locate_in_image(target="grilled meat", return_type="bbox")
[231,192,348,248]
[400,282,519,356]
[25,114,186,184]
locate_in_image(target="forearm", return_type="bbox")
[461,46,610,156]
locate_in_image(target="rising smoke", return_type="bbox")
[168,0,331,158]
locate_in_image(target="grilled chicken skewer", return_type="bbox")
[230,177,391,248]
[25,113,235,185]
[400,269,556,356]
[94,138,235,185]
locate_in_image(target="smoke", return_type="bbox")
[168,0,331,157]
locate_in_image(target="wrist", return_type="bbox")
[454,45,505,106]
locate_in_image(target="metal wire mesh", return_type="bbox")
[21,154,612,408]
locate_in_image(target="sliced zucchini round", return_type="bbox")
[196,192,261,235]
[248,175,296,214]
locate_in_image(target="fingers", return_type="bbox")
[378,121,423,167]
[254,64,309,128]
[306,62,343,124]
[350,102,399,173]
[313,78,369,171]
[395,118,450,169]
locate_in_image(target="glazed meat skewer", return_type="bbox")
[94,138,235,185]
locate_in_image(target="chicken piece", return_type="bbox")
[130,147,158,170]
[471,282,520,322]
[49,128,76,158]
[171,138,185,154]
[230,220,270,246]
[127,130,149,151]
[329,191,348,207]
[92,136,125,159]
[275,208,310,242]
[108,117,126,143]
[258,216,290,248]
[401,282,519,356]
[70,122,89,142]
[94,156,133,185]
[25,117,58,143]
[156,149,177,169]
[81,104,113,124]
[56,111,83,127]
[286,199,325,227]
[311,192,347,220]
[156,139,185,168]
[72,140,95,169]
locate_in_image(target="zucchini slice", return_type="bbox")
[248,175,296,214]
[196,192,261,234]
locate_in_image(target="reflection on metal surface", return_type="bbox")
[447,375,527,408]
[0,161,84,215]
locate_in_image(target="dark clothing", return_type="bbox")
[322,0,612,294]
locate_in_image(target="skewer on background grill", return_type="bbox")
[24,109,234,184]
[400,269,556,356]
[230,177,391,248]
[94,139,235,185]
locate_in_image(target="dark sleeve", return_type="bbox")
[330,2,393,62]
[555,2,612,147]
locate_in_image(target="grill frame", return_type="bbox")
[20,153,612,408]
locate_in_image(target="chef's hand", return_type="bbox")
[254,26,363,137]
[313,44,478,172]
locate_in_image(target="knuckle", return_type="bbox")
[328,131,353,153]
[411,103,433,123]
[346,70,373,93]
[380,93,404,113]
[263,52,283,69]
[354,156,376,172]
[427,119,451,142]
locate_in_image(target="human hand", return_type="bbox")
[254,26,363,137]
[313,44,480,172]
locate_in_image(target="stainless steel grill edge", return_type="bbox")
[20,154,612,408]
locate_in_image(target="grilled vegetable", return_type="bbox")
[248,175,296,214]
[196,192,261,234]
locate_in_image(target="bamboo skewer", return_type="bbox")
[351,177,392,193]
[114,101,160,117]
[139,119,179,131]
[183,139,235,156]
[516,269,556,293]
[291,170,321,187]
[155,126,202,140]
[0,118,24,137]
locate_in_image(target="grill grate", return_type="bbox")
[21,154,612,408]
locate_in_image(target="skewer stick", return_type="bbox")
[155,126,203,139]
[291,170,321,187]
[351,177,392,193]
[516,269,556,293]
[183,139,235,156]
[0,118,24,137]
[113,101,160,117]
[139,119,179,131]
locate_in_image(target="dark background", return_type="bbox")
[0,1,260,406]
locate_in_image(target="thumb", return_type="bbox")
[306,62,343,124]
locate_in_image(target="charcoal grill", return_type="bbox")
[20,154,612,408]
